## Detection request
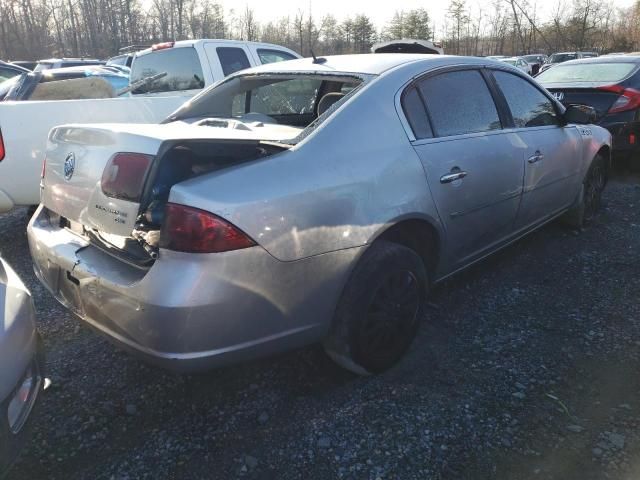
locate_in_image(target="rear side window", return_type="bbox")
[131,47,205,95]
[217,47,251,76]
[401,87,433,139]
[418,70,501,137]
[257,49,297,65]
[493,71,559,128]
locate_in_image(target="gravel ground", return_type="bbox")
[2,175,640,479]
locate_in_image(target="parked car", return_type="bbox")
[372,39,444,55]
[523,54,548,75]
[34,58,105,72]
[9,61,37,71]
[0,61,29,82]
[499,56,533,75]
[537,56,640,162]
[0,65,130,102]
[0,39,300,213]
[29,54,610,375]
[106,45,150,68]
[540,51,599,74]
[0,256,44,476]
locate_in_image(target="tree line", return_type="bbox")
[1,0,640,61]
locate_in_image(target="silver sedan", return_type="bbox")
[29,54,611,375]
[0,257,44,475]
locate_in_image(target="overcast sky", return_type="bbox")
[218,0,637,37]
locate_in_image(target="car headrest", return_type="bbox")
[317,92,346,117]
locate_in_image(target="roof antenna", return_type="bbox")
[311,50,326,64]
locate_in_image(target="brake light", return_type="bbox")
[0,129,5,162]
[159,203,256,254]
[598,85,640,113]
[101,153,153,201]
[152,42,175,51]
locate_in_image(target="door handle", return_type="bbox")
[528,151,544,164]
[440,169,468,184]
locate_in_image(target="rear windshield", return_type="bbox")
[166,73,366,142]
[524,55,542,62]
[537,62,638,83]
[549,53,578,63]
[501,59,517,66]
[130,47,205,95]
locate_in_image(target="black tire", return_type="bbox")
[323,240,427,375]
[563,153,607,229]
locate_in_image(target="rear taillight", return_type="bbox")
[159,203,256,254]
[0,129,5,162]
[598,85,640,113]
[101,153,153,202]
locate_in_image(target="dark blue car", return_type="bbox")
[537,56,640,163]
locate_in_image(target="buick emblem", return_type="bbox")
[552,91,565,102]
[63,152,76,181]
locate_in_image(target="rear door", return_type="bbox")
[403,68,525,268]
[490,69,582,230]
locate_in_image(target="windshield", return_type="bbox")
[501,59,518,66]
[0,76,20,100]
[167,73,365,141]
[549,53,577,63]
[524,55,541,63]
[537,62,638,83]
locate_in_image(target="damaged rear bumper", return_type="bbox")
[27,206,359,372]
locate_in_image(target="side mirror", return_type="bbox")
[564,104,596,124]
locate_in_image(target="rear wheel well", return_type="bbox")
[596,145,611,172]
[377,219,440,281]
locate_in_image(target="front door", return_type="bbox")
[489,70,582,230]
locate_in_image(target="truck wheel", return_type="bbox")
[563,153,607,229]
[323,241,427,375]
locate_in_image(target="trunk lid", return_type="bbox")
[543,82,624,121]
[42,121,298,239]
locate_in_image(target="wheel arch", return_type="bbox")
[370,216,442,283]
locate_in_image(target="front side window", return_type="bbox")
[217,47,251,76]
[418,70,501,137]
[493,70,559,128]
[257,49,297,65]
[130,47,205,95]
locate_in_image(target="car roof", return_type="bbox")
[136,39,301,58]
[230,53,486,77]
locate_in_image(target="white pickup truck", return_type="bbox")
[0,39,299,212]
